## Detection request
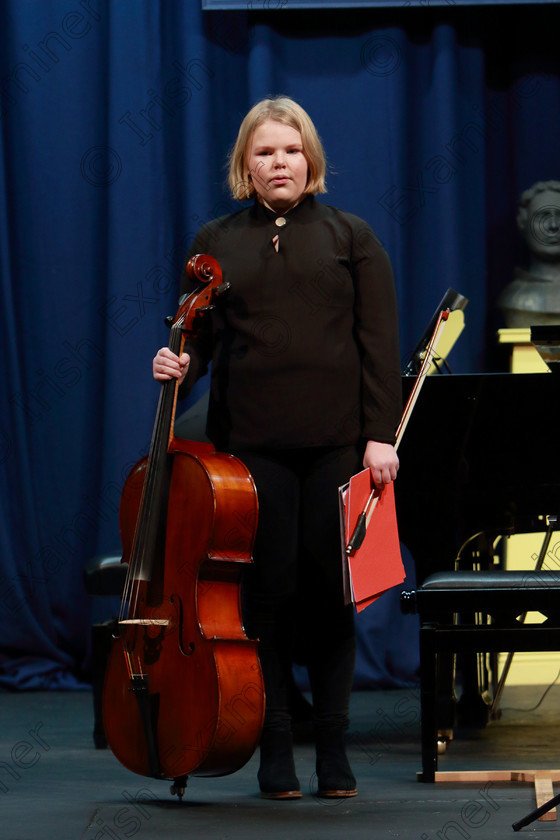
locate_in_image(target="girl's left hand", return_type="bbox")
[363,440,399,489]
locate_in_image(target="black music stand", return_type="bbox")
[402,287,468,375]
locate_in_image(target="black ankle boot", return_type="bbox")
[258,730,302,800]
[315,727,357,798]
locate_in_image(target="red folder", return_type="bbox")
[339,469,405,612]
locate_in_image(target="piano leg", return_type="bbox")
[419,622,438,782]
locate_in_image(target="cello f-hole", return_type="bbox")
[170,592,195,657]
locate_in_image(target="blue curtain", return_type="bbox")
[0,1,558,690]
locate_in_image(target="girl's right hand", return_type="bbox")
[153,347,190,384]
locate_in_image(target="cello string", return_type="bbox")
[119,318,184,624]
[120,318,186,670]
[119,387,164,623]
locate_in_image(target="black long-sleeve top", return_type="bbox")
[181,195,402,451]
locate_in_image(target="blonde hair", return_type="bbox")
[228,96,327,201]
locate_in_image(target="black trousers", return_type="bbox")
[231,445,363,734]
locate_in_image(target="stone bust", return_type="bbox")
[498,180,560,327]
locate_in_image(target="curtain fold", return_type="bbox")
[0,1,558,689]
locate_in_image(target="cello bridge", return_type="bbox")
[119,619,169,626]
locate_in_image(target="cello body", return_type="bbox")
[102,256,264,786]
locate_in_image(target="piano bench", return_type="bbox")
[400,570,560,782]
[83,554,127,748]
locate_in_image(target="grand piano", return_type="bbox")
[395,324,560,728]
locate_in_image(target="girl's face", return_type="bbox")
[246,119,309,213]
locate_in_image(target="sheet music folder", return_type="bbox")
[339,469,405,612]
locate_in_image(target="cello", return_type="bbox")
[102,255,264,798]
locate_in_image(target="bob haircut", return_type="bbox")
[228,96,327,201]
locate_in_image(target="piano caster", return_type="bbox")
[170,775,188,800]
[437,729,453,755]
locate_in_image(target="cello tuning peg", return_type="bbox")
[215,282,231,297]
[164,315,174,328]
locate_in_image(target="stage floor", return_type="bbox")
[2,684,560,839]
